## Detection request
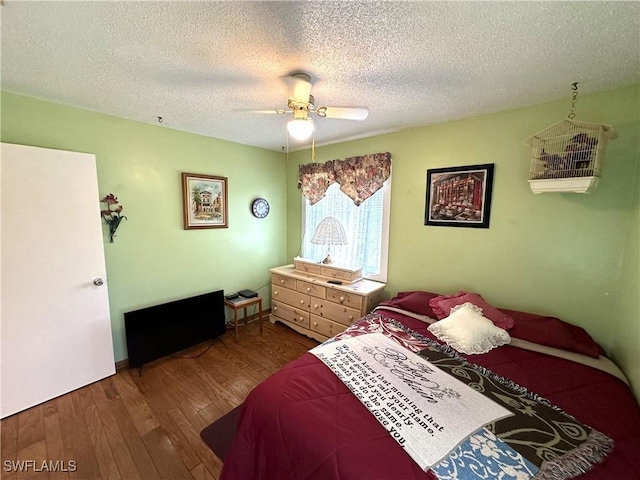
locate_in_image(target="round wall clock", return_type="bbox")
[251,198,270,218]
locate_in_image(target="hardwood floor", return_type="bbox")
[1,320,318,480]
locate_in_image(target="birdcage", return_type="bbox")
[525,119,618,193]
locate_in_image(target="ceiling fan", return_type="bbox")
[254,73,369,140]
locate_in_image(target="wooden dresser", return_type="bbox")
[269,264,386,342]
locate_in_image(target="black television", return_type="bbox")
[124,290,226,368]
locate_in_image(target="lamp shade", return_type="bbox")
[311,216,348,246]
[287,118,315,140]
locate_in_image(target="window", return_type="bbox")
[301,177,391,283]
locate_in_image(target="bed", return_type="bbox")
[220,290,640,479]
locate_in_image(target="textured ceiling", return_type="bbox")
[2,1,639,152]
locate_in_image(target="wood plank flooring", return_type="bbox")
[1,321,318,480]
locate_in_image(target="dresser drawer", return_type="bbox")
[295,261,323,275]
[296,280,326,299]
[309,300,360,326]
[320,267,356,282]
[272,273,296,290]
[294,258,362,283]
[272,301,310,329]
[326,289,363,311]
[310,314,347,338]
[272,285,310,310]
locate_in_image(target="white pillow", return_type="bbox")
[427,302,511,354]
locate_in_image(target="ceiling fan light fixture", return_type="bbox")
[287,118,314,140]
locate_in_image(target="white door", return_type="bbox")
[1,143,115,418]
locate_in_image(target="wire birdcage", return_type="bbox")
[524,83,618,193]
[526,119,617,176]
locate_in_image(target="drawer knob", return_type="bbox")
[274,306,278,311]
[299,316,304,321]
[348,315,353,320]
[313,304,318,309]
[339,296,345,302]
[313,322,318,326]
[274,291,278,295]
[280,279,285,284]
[306,287,311,292]
[300,300,305,304]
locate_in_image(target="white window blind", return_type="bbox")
[302,178,390,283]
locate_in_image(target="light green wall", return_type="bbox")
[611,157,640,398]
[286,85,640,398]
[3,86,638,399]
[1,92,288,362]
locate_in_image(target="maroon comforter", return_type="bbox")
[220,309,640,479]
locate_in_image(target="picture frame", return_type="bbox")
[182,172,228,229]
[424,163,494,229]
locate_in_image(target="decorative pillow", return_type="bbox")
[378,291,441,319]
[427,303,511,354]
[499,308,602,358]
[429,291,515,330]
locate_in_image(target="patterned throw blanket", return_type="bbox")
[332,314,614,480]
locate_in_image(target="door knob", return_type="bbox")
[93,278,104,286]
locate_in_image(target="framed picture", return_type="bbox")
[182,172,228,229]
[424,163,494,228]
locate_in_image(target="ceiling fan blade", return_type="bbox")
[238,108,291,115]
[320,106,369,121]
[287,73,312,104]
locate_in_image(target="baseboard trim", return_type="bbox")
[115,359,129,371]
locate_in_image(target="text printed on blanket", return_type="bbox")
[310,333,513,470]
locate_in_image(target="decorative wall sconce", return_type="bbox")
[100,193,127,243]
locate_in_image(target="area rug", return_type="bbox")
[200,404,243,461]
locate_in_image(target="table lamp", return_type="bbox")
[310,216,348,264]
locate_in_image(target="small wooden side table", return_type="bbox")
[224,296,263,341]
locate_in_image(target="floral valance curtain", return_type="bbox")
[298,152,391,206]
